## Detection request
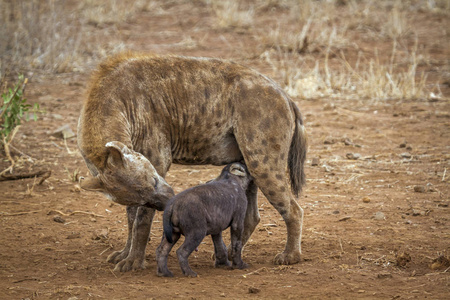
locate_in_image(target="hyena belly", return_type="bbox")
[171,129,243,165]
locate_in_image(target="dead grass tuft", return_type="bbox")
[265,39,430,100]
[0,0,146,74]
[208,0,254,30]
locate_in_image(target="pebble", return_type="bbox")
[346,153,361,160]
[311,157,320,166]
[324,137,337,145]
[362,197,371,203]
[248,287,261,294]
[343,138,353,146]
[53,215,65,223]
[66,232,81,239]
[52,124,75,139]
[413,185,426,193]
[374,212,385,220]
[377,272,393,279]
[400,152,411,159]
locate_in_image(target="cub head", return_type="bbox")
[216,162,253,189]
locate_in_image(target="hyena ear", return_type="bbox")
[105,141,131,169]
[80,176,104,191]
[230,163,247,177]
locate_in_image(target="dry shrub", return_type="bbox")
[265,40,429,100]
[0,0,151,74]
[208,0,254,30]
[79,0,156,27]
[256,0,349,55]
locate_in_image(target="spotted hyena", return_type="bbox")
[77,52,307,272]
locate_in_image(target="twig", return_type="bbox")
[0,210,42,216]
[8,144,35,162]
[242,267,267,277]
[443,168,447,182]
[63,137,76,155]
[110,268,118,278]
[0,169,51,184]
[49,209,105,218]
[13,277,39,283]
[100,246,112,256]
[339,237,344,253]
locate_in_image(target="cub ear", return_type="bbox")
[105,141,131,169]
[80,176,104,191]
[230,163,247,177]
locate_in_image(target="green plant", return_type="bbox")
[1,75,39,143]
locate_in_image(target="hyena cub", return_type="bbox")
[156,162,252,277]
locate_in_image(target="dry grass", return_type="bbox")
[265,39,430,100]
[0,0,149,74]
[79,0,156,27]
[208,0,254,30]
[0,0,446,102]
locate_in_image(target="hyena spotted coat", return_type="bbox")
[77,52,307,272]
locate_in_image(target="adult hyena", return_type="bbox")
[77,52,307,272]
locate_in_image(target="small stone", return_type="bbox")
[53,215,65,223]
[400,152,411,159]
[92,229,108,241]
[332,210,340,214]
[220,293,226,297]
[66,232,81,239]
[311,157,320,166]
[362,197,371,203]
[399,142,407,148]
[412,209,426,216]
[374,212,385,220]
[377,272,392,279]
[52,114,64,120]
[413,185,426,193]
[248,287,261,294]
[339,216,351,222]
[324,137,336,145]
[406,146,412,151]
[346,153,361,160]
[343,138,353,146]
[52,124,75,139]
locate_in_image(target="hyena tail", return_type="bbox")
[163,204,174,244]
[288,102,308,198]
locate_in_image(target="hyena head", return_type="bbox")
[81,141,174,210]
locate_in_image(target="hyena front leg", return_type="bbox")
[113,206,156,272]
[107,206,137,264]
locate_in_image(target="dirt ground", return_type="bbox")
[1,1,449,299]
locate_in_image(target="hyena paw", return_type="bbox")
[232,261,249,270]
[273,250,301,265]
[214,259,231,268]
[113,256,145,272]
[107,249,129,264]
